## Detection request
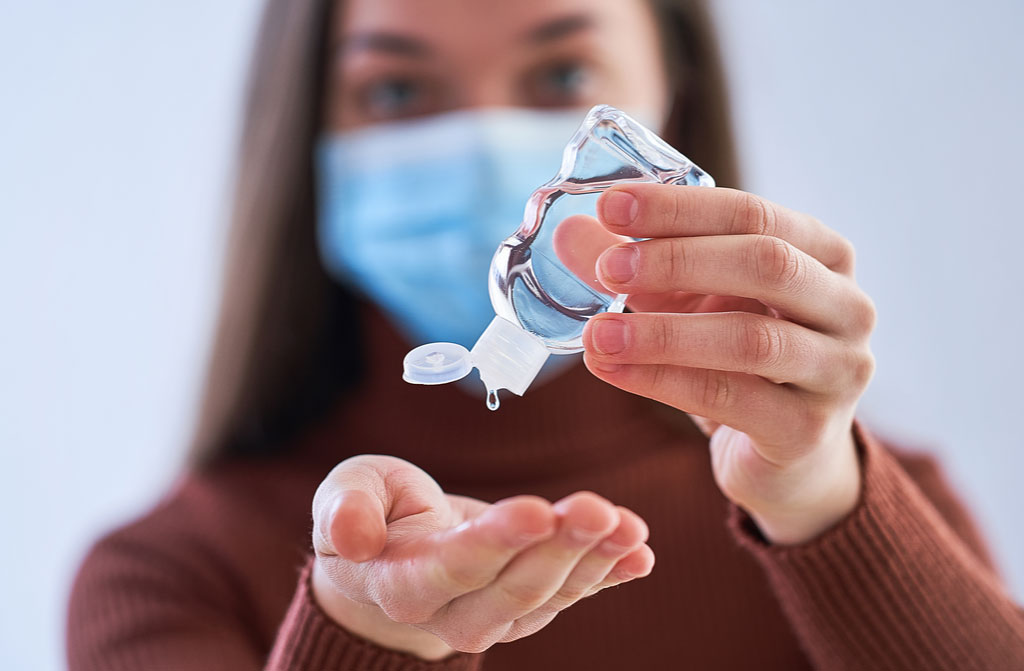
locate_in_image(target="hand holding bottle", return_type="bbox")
[310,455,654,659]
[561,184,875,545]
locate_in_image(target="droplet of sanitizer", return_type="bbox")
[486,389,500,411]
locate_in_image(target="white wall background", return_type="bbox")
[0,3,260,670]
[1,1,1020,669]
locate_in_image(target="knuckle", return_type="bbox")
[695,369,732,413]
[834,234,857,272]
[753,236,806,293]
[667,185,684,227]
[657,239,692,287]
[549,585,584,610]
[636,183,680,232]
[499,618,540,644]
[742,318,785,371]
[664,241,679,287]
[653,316,676,357]
[432,558,485,595]
[496,581,550,611]
[850,350,876,388]
[647,363,671,395]
[853,293,878,334]
[739,191,779,237]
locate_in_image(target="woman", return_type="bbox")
[67,0,1024,669]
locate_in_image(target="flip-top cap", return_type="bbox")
[402,316,550,400]
[402,342,473,385]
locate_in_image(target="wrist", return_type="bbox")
[311,559,455,661]
[744,429,862,545]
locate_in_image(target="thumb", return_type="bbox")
[327,489,388,563]
[313,456,394,563]
[552,214,626,296]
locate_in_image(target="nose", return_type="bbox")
[449,66,524,110]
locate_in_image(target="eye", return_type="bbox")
[357,76,435,120]
[527,61,593,107]
[546,63,588,94]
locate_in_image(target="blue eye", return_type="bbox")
[529,62,592,107]
[362,78,422,118]
[546,63,588,94]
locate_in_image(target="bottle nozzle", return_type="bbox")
[470,315,550,398]
[402,316,550,410]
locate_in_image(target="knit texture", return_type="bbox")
[266,561,482,671]
[67,308,1024,670]
[730,422,1024,670]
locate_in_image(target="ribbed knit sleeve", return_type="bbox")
[729,421,1024,670]
[67,480,485,671]
[267,559,483,671]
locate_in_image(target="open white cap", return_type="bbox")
[402,341,474,385]
[403,316,550,405]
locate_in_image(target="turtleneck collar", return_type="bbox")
[302,305,704,489]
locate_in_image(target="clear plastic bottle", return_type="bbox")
[403,104,714,409]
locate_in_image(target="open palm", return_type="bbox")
[311,455,654,656]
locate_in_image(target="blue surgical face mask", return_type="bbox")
[316,107,587,349]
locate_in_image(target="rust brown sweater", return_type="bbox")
[68,311,1024,670]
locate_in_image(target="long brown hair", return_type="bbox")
[188,0,741,467]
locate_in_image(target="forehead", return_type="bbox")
[337,0,651,47]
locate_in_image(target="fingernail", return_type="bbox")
[599,246,638,284]
[591,319,629,355]
[601,190,638,228]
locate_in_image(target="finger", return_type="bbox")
[620,289,774,316]
[595,235,873,336]
[312,454,444,562]
[443,491,619,630]
[548,213,776,318]
[551,214,629,296]
[325,490,388,563]
[549,215,772,317]
[533,506,649,614]
[583,357,830,459]
[499,542,655,644]
[493,509,649,645]
[583,311,861,392]
[421,496,557,603]
[597,184,856,274]
[583,544,657,598]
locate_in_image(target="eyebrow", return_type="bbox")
[525,14,594,45]
[341,13,594,58]
[342,32,432,58]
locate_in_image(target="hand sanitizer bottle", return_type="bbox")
[403,104,714,410]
